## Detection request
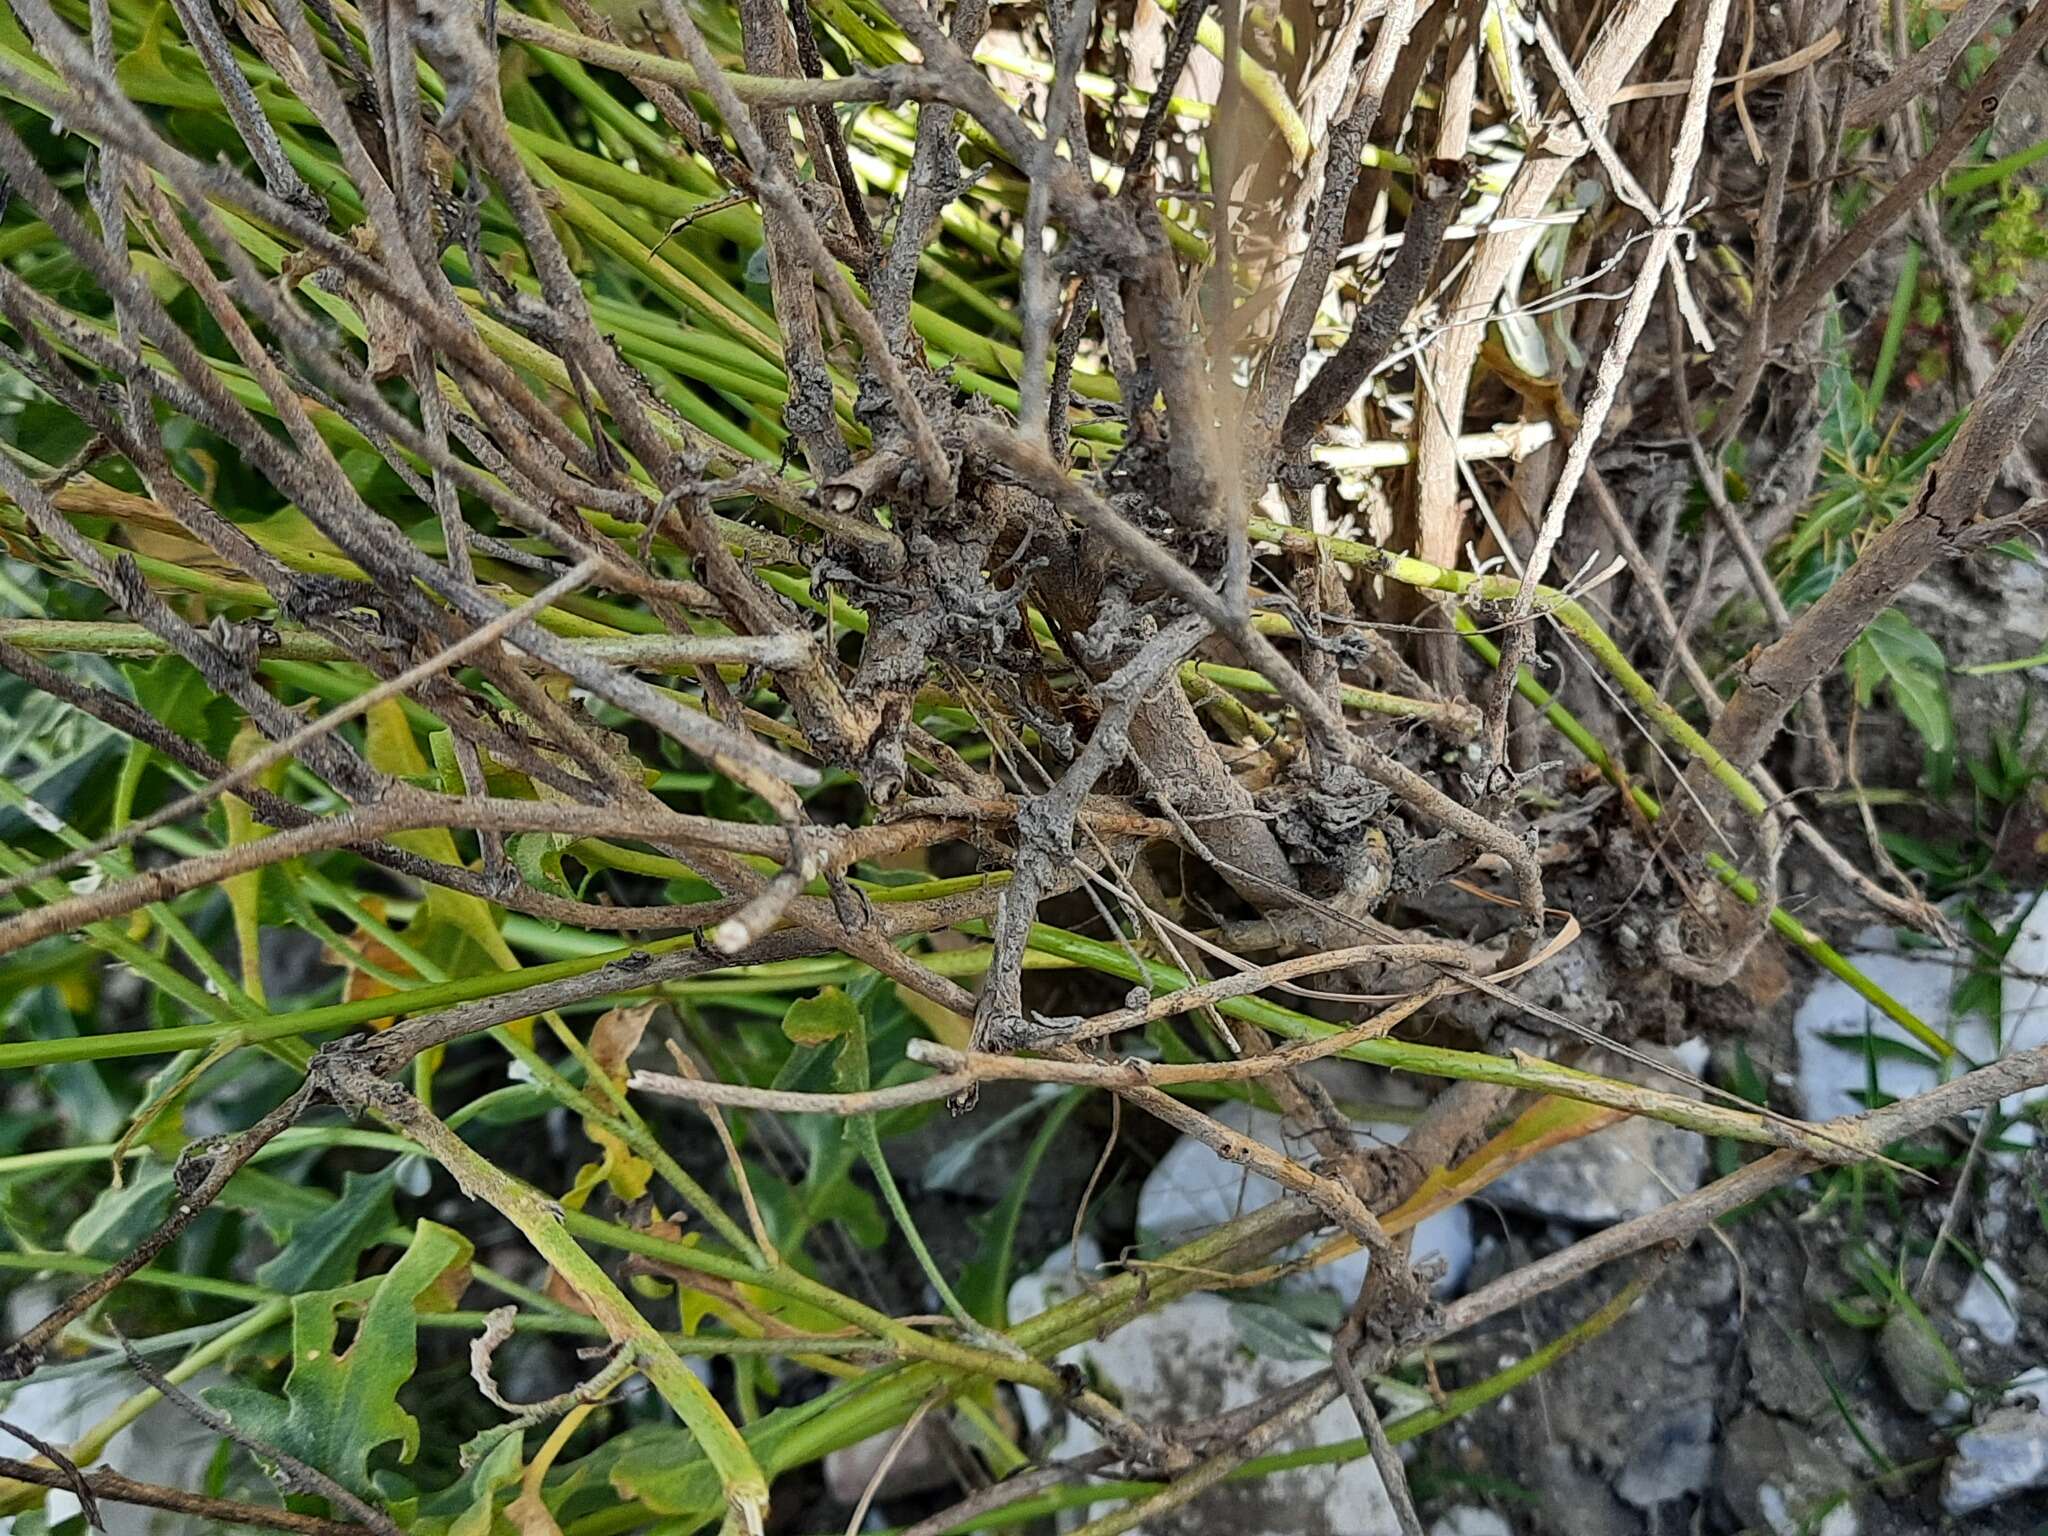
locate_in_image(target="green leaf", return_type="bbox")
[1819,311,1874,453]
[122,655,234,757]
[1780,543,1853,610]
[255,1171,398,1294]
[508,832,575,907]
[1955,897,2037,1036]
[66,1163,178,1260]
[207,1221,473,1497]
[15,988,124,1144]
[1227,1300,1330,1362]
[769,988,888,1249]
[957,1089,1083,1327]
[781,985,862,1047]
[62,1155,323,1259]
[1818,1030,1944,1068]
[1878,832,1971,880]
[1869,241,1921,407]
[1845,610,1954,766]
[405,1426,526,1536]
[219,1166,337,1241]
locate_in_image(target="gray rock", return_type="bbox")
[1876,1310,1969,1419]
[1957,1259,2023,1348]
[1747,1328,1836,1422]
[1719,1411,1863,1536]
[1489,1049,1708,1227]
[1615,1399,1716,1508]
[1430,1509,1511,1536]
[1943,1403,2048,1515]
[1004,1259,1402,1536]
[1136,1100,1473,1298]
[1527,1445,1639,1536]
[824,1416,955,1506]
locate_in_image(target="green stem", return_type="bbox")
[378,1092,774,1530]
[1009,922,1864,1148]
[0,931,705,1070]
[1192,14,1310,164]
[68,1300,290,1466]
[1182,659,1477,733]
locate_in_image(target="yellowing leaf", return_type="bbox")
[507,1481,567,1536]
[343,222,412,380]
[899,984,973,1051]
[1479,333,1581,430]
[567,1002,658,1206]
[506,1401,599,1536]
[224,717,286,1005]
[363,700,531,1036]
[590,1002,658,1081]
[1384,1096,1624,1235]
[319,897,416,1031]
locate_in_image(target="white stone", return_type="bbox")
[1614,1399,1715,1507]
[1759,1484,1860,1536]
[1136,1101,1473,1298]
[1003,1262,1403,1536]
[1005,1235,1104,1446]
[1793,899,2048,1133]
[0,1363,223,1532]
[1430,1509,1512,1536]
[1490,1096,1707,1227]
[1421,1042,1712,1231]
[1669,1036,1711,1077]
[1793,944,1980,1123]
[1958,1259,2023,1348]
[2003,1364,2048,1409]
[1943,1401,2048,1516]
[2002,894,2048,1086]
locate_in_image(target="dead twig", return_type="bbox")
[1679,288,2048,842]
[0,1456,374,1536]
[1771,1,2048,342]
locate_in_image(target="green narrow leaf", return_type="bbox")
[957,1089,1084,1327]
[1228,1300,1331,1362]
[1868,240,1922,407]
[1819,310,1872,453]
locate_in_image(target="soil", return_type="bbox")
[1439,1162,2048,1536]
